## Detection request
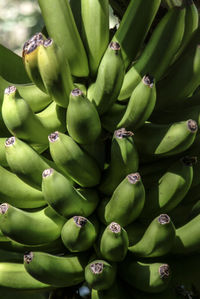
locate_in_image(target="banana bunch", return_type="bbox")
[0,0,200,298]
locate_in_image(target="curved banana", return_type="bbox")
[0,203,65,245]
[81,0,109,77]
[99,128,139,196]
[88,41,125,115]
[24,251,88,287]
[112,0,161,69]
[66,88,102,144]
[118,5,186,101]
[129,214,176,257]
[37,38,74,108]
[42,168,99,218]
[99,222,129,262]
[117,74,156,130]
[38,0,89,77]
[48,131,101,187]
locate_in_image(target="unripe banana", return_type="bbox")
[134,120,198,161]
[117,74,156,130]
[61,216,98,252]
[48,131,101,187]
[42,168,99,218]
[99,222,128,262]
[38,0,89,77]
[118,6,185,101]
[112,0,161,69]
[0,203,65,245]
[24,251,88,287]
[139,156,194,221]
[129,214,176,258]
[5,136,53,189]
[99,128,139,196]
[119,257,171,293]
[101,173,145,227]
[37,38,74,108]
[0,262,52,291]
[88,42,125,115]
[2,86,49,146]
[66,88,101,144]
[84,259,117,291]
[81,0,109,77]
[22,33,46,91]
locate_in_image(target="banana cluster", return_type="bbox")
[0,0,200,298]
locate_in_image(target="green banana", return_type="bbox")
[0,164,46,209]
[117,74,156,130]
[0,203,65,245]
[101,102,126,133]
[2,86,50,147]
[37,38,74,108]
[101,173,145,227]
[38,0,89,77]
[0,137,9,167]
[129,214,176,258]
[42,168,99,218]
[171,213,200,254]
[99,128,139,196]
[24,251,88,287]
[5,136,53,189]
[0,262,52,291]
[99,222,129,262]
[119,257,171,293]
[112,0,161,69]
[66,88,102,144]
[81,0,109,77]
[16,82,52,113]
[84,259,117,291]
[118,5,186,101]
[22,33,46,91]
[61,216,98,252]
[88,41,125,115]
[139,157,194,221]
[48,131,101,187]
[133,120,198,161]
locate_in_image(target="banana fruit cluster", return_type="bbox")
[0,0,200,298]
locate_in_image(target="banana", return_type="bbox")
[99,222,129,262]
[37,38,74,108]
[22,33,46,91]
[101,173,145,227]
[139,157,194,221]
[88,41,125,115]
[48,131,101,187]
[84,259,117,291]
[61,216,98,252]
[117,74,156,130]
[0,203,65,245]
[5,136,53,189]
[2,86,50,147]
[112,0,161,69]
[133,120,198,162]
[38,0,89,77]
[24,251,88,287]
[16,82,52,113]
[66,88,102,144]
[155,41,200,111]
[0,137,9,167]
[81,0,109,77]
[118,5,186,101]
[171,213,200,254]
[99,128,139,196]
[0,262,52,291]
[101,102,126,133]
[0,164,46,209]
[36,101,66,134]
[129,214,176,258]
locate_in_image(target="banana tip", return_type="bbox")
[109,222,121,233]
[90,262,104,274]
[5,136,15,147]
[48,131,59,143]
[0,203,9,214]
[73,216,87,227]
[24,251,33,264]
[4,86,16,95]
[158,214,170,225]
[127,173,141,184]
[159,264,170,280]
